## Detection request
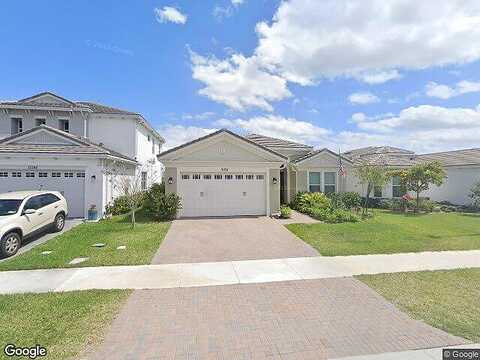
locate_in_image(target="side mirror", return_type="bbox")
[23,208,36,215]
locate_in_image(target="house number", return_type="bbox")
[27,165,39,170]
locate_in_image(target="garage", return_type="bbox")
[179,172,266,217]
[0,169,86,218]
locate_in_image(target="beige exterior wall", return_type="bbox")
[164,167,177,194]
[269,168,281,213]
[288,169,297,203]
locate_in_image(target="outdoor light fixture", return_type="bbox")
[272,177,278,185]
[168,177,174,184]
[90,175,96,181]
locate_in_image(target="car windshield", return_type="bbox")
[0,199,23,216]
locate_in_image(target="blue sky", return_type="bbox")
[2,0,480,153]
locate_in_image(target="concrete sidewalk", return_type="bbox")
[1,249,479,294]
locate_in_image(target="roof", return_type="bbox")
[245,134,313,150]
[0,92,164,143]
[158,129,288,160]
[341,146,416,167]
[293,148,354,164]
[0,125,137,163]
[417,148,480,166]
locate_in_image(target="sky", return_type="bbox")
[1,0,480,153]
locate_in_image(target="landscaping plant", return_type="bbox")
[355,159,389,216]
[470,181,480,209]
[279,205,292,219]
[143,183,182,221]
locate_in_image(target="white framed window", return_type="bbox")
[235,174,243,180]
[225,174,233,180]
[374,185,383,198]
[324,172,336,194]
[392,176,405,198]
[11,118,23,134]
[246,174,254,180]
[0,172,8,177]
[181,174,190,180]
[256,175,265,180]
[203,174,211,180]
[141,171,147,190]
[76,172,85,178]
[39,172,48,178]
[52,172,61,178]
[26,172,35,178]
[58,119,70,133]
[35,118,46,126]
[308,172,321,192]
[12,172,22,178]
[192,174,201,180]
[214,174,222,180]
[64,172,74,178]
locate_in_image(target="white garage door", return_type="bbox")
[179,172,266,217]
[0,169,86,218]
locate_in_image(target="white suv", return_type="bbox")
[0,191,68,258]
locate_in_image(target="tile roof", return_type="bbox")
[294,148,353,164]
[75,101,137,115]
[245,134,313,149]
[417,148,480,166]
[0,125,137,162]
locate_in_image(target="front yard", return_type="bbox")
[287,210,480,256]
[0,212,170,271]
[0,290,130,360]
[358,268,480,343]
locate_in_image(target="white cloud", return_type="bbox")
[182,112,216,121]
[154,6,187,24]
[231,0,244,6]
[158,125,217,150]
[348,92,380,105]
[426,80,480,99]
[255,0,480,85]
[190,50,291,111]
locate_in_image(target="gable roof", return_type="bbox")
[158,129,288,161]
[294,148,353,164]
[342,145,417,167]
[0,125,136,162]
[18,91,76,105]
[417,148,480,166]
[245,134,313,150]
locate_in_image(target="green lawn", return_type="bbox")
[0,290,130,360]
[358,269,480,343]
[0,213,170,271]
[287,211,480,256]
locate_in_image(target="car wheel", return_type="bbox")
[0,232,21,258]
[53,213,65,232]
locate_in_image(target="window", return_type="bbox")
[374,185,383,198]
[11,118,23,134]
[246,174,254,180]
[52,172,61,178]
[64,172,74,178]
[58,119,70,133]
[203,174,211,180]
[256,175,265,180]
[35,118,46,126]
[235,174,243,180]
[181,174,190,180]
[12,172,22,178]
[324,172,336,194]
[24,195,43,211]
[192,174,201,180]
[147,135,151,142]
[214,174,222,180]
[309,172,321,192]
[76,172,85,178]
[392,176,405,198]
[39,172,48,178]
[141,171,147,190]
[225,174,233,180]
[26,172,35,178]
[0,172,8,177]
[152,140,155,154]
[40,194,61,207]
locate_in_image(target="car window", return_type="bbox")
[0,199,22,216]
[23,196,44,211]
[41,194,61,207]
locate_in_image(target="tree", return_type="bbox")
[355,158,389,216]
[104,159,159,227]
[469,181,480,209]
[392,161,446,213]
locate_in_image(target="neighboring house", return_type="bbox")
[159,129,480,218]
[0,92,164,218]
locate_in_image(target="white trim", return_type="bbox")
[266,168,270,216]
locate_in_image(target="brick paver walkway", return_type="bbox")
[87,278,465,360]
[152,217,318,264]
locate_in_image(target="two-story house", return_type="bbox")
[0,92,164,218]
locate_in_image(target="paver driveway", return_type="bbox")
[152,217,318,264]
[87,278,465,360]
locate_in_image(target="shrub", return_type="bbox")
[309,206,359,223]
[470,181,480,209]
[327,193,345,209]
[105,194,144,216]
[143,185,182,221]
[292,192,331,213]
[279,205,292,219]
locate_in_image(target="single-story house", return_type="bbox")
[158,129,480,218]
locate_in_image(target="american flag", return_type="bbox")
[338,149,346,177]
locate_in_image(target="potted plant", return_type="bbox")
[88,204,98,221]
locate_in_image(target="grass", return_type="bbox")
[287,210,480,256]
[358,268,480,343]
[0,212,170,271]
[0,290,130,360]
